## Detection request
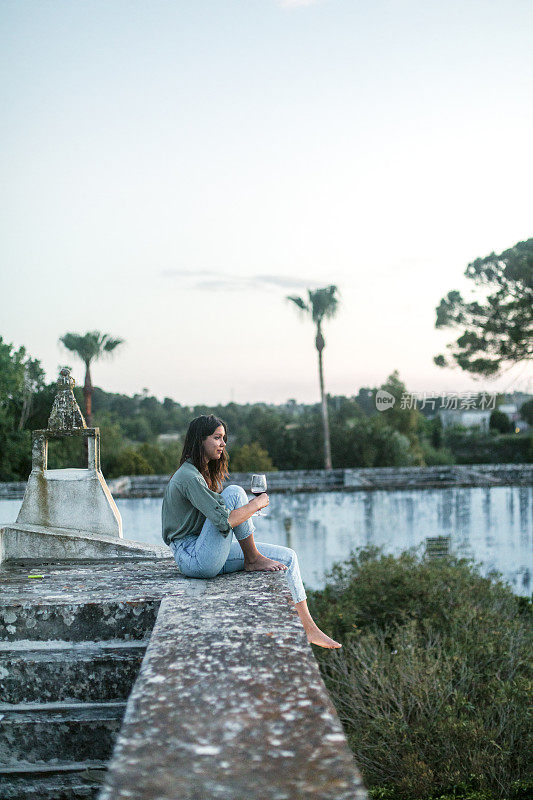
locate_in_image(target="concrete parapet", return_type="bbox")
[98,570,367,800]
[3,463,532,501]
[0,556,368,799]
[103,463,533,498]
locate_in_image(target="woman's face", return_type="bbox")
[202,425,226,462]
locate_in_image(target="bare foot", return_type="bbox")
[305,625,342,649]
[244,554,288,572]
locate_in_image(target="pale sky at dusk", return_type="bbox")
[1,0,532,405]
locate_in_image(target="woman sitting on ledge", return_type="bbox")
[162,414,341,649]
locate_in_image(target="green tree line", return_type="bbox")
[1,336,531,481]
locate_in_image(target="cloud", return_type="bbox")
[255,274,311,289]
[278,0,321,7]
[160,269,216,279]
[161,269,247,291]
[194,278,248,292]
[161,269,321,293]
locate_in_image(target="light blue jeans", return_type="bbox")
[168,484,307,604]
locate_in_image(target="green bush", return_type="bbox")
[308,547,532,800]
[228,441,276,472]
[332,418,421,468]
[520,399,533,426]
[109,447,154,477]
[368,779,533,800]
[490,410,513,434]
[444,428,532,464]
[419,438,455,465]
[92,411,127,475]
[138,441,181,474]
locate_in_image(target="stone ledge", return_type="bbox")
[98,575,367,800]
[105,463,533,498]
[0,556,180,607]
[0,524,170,568]
[0,556,367,798]
[3,463,531,500]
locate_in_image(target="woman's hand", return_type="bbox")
[228,493,270,528]
[251,492,269,511]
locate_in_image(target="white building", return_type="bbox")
[438,409,491,431]
[497,403,530,432]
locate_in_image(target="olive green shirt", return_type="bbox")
[161,459,231,546]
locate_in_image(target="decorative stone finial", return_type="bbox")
[47,368,87,430]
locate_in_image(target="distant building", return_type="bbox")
[498,403,519,418]
[497,403,530,433]
[501,391,532,411]
[157,432,181,444]
[437,390,533,433]
[438,409,491,431]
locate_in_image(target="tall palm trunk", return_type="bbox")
[315,324,332,470]
[83,361,93,427]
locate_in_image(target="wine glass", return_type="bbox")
[250,474,268,517]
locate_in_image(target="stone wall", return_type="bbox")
[2,463,531,501]
[109,463,533,497]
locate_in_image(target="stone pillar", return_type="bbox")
[87,432,101,471]
[31,433,48,472]
[15,368,122,537]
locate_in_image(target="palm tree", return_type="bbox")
[59,331,124,426]
[287,285,339,470]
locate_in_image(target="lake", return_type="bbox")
[2,484,531,597]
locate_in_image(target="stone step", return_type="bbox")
[0,701,126,767]
[0,639,146,704]
[0,601,159,642]
[0,761,107,800]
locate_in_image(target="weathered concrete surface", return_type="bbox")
[0,523,169,568]
[104,462,533,498]
[0,558,176,609]
[0,639,146,703]
[0,599,160,643]
[0,557,367,799]
[98,575,367,800]
[16,466,123,538]
[3,463,531,500]
[0,702,126,766]
[0,559,171,798]
[0,769,105,800]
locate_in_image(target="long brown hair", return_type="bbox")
[179,414,229,492]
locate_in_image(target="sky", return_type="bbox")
[1,0,532,405]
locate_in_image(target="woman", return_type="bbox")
[162,414,341,649]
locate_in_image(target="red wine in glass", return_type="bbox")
[250,474,267,516]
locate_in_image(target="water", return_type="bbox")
[2,485,531,596]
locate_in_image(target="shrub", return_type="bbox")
[228,442,275,472]
[444,428,532,464]
[419,438,455,465]
[490,410,513,434]
[331,419,420,468]
[138,441,181,474]
[308,547,532,800]
[109,447,154,477]
[93,411,125,475]
[520,399,533,426]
